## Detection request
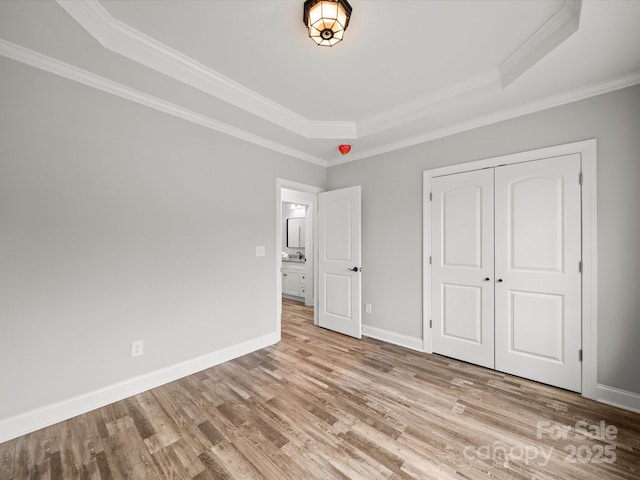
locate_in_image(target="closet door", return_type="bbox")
[494,155,582,392]
[431,169,495,368]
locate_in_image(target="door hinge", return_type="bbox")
[579,172,583,185]
[579,261,583,273]
[429,320,433,328]
[429,256,432,265]
[579,349,583,362]
[429,192,433,201]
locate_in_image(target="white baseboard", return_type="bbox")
[362,325,423,352]
[282,293,305,302]
[0,332,278,443]
[596,384,640,414]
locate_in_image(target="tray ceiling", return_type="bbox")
[1,0,639,165]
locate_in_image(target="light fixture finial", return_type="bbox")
[303,0,353,47]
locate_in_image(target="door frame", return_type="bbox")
[423,139,597,399]
[276,178,324,339]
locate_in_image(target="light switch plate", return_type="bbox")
[256,245,266,257]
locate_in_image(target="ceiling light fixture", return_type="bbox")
[303,0,353,47]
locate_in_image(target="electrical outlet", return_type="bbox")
[131,340,144,357]
[365,303,372,314]
[256,245,266,257]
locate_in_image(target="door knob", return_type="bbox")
[348,267,361,272]
[484,277,490,282]
[497,278,503,283]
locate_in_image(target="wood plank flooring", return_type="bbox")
[1,298,639,479]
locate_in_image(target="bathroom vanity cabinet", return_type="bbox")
[282,261,306,299]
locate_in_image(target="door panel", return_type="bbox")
[510,291,564,361]
[325,273,352,318]
[495,154,582,392]
[510,176,563,272]
[318,186,361,338]
[443,284,483,343]
[432,169,494,368]
[325,200,352,260]
[443,185,484,268]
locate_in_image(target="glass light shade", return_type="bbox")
[303,0,352,47]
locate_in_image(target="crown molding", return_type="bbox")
[357,70,502,138]
[0,39,327,167]
[4,37,637,170]
[499,0,582,87]
[5,27,636,171]
[56,0,356,141]
[56,0,579,142]
[357,1,582,137]
[330,69,640,166]
[7,0,622,169]
[309,120,357,139]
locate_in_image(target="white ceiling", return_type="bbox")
[1,0,639,166]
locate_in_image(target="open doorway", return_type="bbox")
[275,179,324,339]
[281,200,311,305]
[276,179,363,341]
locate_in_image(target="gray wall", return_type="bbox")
[328,84,640,395]
[0,57,326,420]
[2,47,639,424]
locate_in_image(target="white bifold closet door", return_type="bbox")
[432,154,582,392]
[494,155,582,392]
[431,169,495,369]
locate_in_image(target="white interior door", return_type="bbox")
[494,155,582,392]
[318,186,361,338]
[431,169,495,368]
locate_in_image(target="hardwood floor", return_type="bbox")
[1,298,639,479]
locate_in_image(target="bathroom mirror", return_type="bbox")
[286,217,305,248]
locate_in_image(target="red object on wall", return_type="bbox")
[338,144,351,155]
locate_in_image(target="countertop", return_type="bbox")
[283,258,305,263]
